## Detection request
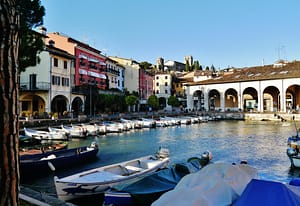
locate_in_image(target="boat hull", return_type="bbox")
[54,154,170,202]
[20,144,98,177]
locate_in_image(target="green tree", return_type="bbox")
[194,60,200,70]
[0,1,20,205]
[211,64,216,73]
[139,61,152,70]
[125,95,138,112]
[147,95,159,110]
[185,60,191,72]
[167,95,180,107]
[19,0,45,72]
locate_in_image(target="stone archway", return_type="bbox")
[286,85,300,113]
[208,89,220,111]
[20,94,46,117]
[193,90,204,111]
[263,86,280,112]
[72,96,84,117]
[158,97,167,109]
[224,88,238,111]
[243,87,258,112]
[51,95,68,116]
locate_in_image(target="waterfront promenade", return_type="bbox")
[19,110,300,131]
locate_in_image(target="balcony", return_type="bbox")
[19,82,50,91]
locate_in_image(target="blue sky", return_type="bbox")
[41,0,300,69]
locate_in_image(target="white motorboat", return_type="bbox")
[54,148,170,201]
[24,127,68,141]
[79,123,99,136]
[61,125,87,138]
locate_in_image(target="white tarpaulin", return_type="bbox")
[152,162,258,206]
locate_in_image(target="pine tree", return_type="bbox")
[0,1,20,205]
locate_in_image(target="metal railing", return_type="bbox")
[19,82,50,91]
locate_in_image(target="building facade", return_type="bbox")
[109,56,140,94]
[185,61,300,113]
[154,73,172,109]
[19,43,81,117]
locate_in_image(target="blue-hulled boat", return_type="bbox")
[20,142,98,178]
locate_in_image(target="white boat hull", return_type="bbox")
[54,152,169,201]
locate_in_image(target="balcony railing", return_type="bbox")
[19,82,50,91]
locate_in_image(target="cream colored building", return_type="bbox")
[106,57,125,91]
[19,44,82,117]
[154,73,172,109]
[109,56,140,93]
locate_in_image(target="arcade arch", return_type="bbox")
[224,88,238,110]
[286,85,300,112]
[193,90,204,111]
[51,95,68,115]
[159,97,167,109]
[20,94,46,114]
[263,86,280,112]
[243,87,258,111]
[208,89,220,111]
[72,97,84,116]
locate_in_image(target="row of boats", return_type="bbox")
[21,115,209,141]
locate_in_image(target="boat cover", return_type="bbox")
[233,179,300,206]
[152,162,258,206]
[105,158,207,206]
[113,158,205,194]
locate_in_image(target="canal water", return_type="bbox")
[21,120,300,205]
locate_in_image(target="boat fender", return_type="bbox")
[289,178,300,186]
[48,161,55,171]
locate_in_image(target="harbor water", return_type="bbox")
[21,120,300,205]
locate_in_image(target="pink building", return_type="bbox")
[139,68,154,100]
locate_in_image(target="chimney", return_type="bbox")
[39,26,47,35]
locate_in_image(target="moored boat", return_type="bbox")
[20,141,68,156]
[286,135,300,168]
[24,127,68,141]
[103,151,213,206]
[61,124,88,138]
[20,142,98,177]
[54,148,170,202]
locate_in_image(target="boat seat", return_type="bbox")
[124,165,143,172]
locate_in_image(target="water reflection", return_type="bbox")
[21,120,299,199]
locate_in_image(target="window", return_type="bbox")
[156,82,159,86]
[156,90,159,94]
[165,90,168,94]
[29,74,37,89]
[156,76,159,80]
[165,82,168,86]
[53,58,58,67]
[62,77,69,86]
[64,60,67,69]
[165,76,168,79]
[52,75,60,85]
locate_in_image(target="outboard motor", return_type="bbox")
[202,150,213,161]
[287,147,297,157]
[156,147,170,159]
